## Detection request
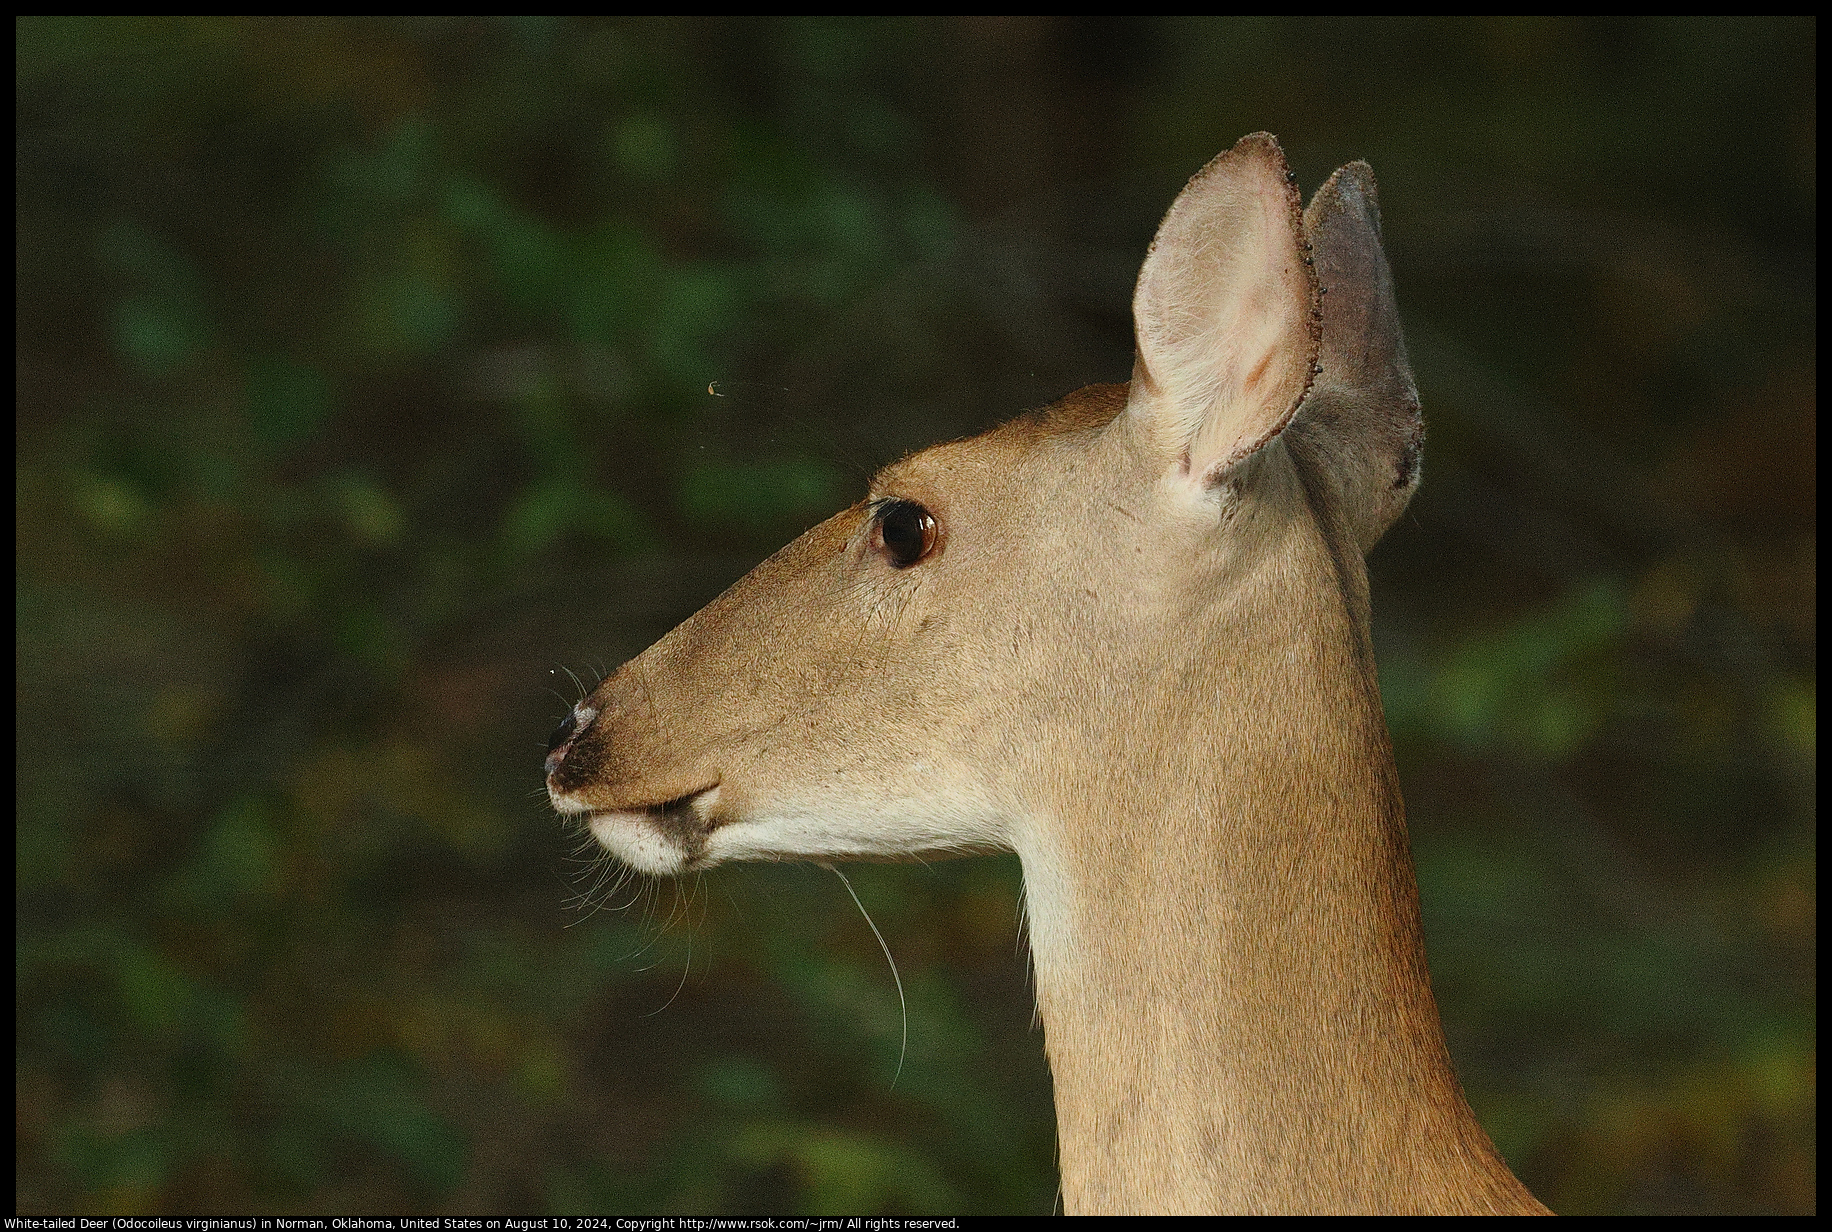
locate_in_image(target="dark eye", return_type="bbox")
[875,500,938,568]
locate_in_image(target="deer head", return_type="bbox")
[545,133,1422,873]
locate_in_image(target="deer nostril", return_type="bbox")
[545,705,599,779]
[548,710,578,754]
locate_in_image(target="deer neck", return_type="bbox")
[1016,484,1539,1215]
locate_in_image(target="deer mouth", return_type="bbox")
[575,784,721,875]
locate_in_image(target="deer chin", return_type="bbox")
[585,809,696,875]
[556,784,723,876]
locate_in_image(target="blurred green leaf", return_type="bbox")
[330,1056,470,1195]
[503,477,652,558]
[247,357,335,448]
[1386,578,1629,756]
[614,115,677,182]
[679,458,846,530]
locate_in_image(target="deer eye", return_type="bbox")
[874,500,938,568]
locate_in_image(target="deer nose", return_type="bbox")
[545,704,596,778]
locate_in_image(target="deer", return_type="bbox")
[544,133,1551,1215]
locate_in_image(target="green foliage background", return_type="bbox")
[16,17,1814,1215]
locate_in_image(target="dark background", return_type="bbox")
[16,17,1815,1215]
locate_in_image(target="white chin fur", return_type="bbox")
[548,788,594,818]
[587,812,690,876]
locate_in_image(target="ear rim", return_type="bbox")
[1301,158,1417,403]
[1299,158,1426,553]
[1127,132,1323,488]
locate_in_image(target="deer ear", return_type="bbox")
[1298,161,1423,553]
[1128,133,1320,486]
